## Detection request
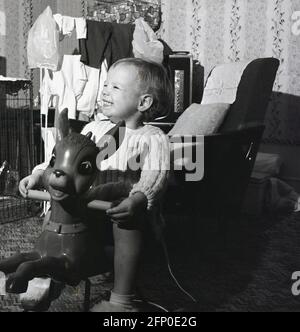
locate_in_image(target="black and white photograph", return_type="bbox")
[0,0,300,316]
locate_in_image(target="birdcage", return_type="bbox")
[0,78,38,225]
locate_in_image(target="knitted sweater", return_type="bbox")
[34,120,170,211]
[82,120,170,210]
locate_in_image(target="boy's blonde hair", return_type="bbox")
[111,58,174,122]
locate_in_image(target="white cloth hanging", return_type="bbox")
[53,14,87,39]
[75,17,87,39]
[41,55,105,119]
[96,59,108,108]
[77,60,107,117]
[41,55,86,119]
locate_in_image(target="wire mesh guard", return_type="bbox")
[0,79,38,225]
[87,0,161,31]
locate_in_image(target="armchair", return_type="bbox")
[163,58,280,224]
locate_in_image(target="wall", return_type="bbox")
[0,0,5,60]
[0,0,31,78]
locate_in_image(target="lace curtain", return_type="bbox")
[161,0,300,145]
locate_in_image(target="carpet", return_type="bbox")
[0,212,300,312]
[0,217,112,312]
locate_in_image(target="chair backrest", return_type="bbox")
[219,58,280,132]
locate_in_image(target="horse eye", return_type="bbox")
[79,161,93,175]
[49,154,56,168]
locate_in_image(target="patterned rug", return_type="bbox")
[1,212,300,312]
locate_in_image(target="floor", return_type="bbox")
[1,211,300,312]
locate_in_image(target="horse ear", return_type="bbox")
[57,108,70,141]
[86,132,93,140]
[97,121,126,161]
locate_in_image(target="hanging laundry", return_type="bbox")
[27,6,60,71]
[53,14,87,39]
[41,55,102,119]
[75,17,87,39]
[96,59,108,110]
[41,127,57,163]
[132,18,164,64]
[79,20,134,69]
[41,55,86,119]
[107,23,135,67]
[79,20,112,69]
[77,62,104,118]
[54,14,74,37]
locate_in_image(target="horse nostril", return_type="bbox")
[54,170,66,178]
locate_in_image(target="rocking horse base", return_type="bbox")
[20,278,65,312]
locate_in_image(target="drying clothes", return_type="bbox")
[54,14,87,39]
[79,21,113,69]
[75,17,87,39]
[96,59,109,109]
[79,20,134,69]
[27,6,60,71]
[107,23,135,67]
[41,127,57,163]
[53,14,63,30]
[54,14,74,37]
[132,18,164,64]
[77,63,103,117]
[62,16,75,36]
[41,64,79,119]
[41,55,101,119]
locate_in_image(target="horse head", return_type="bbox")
[43,109,125,204]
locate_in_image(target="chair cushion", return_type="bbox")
[169,103,230,136]
[202,61,251,105]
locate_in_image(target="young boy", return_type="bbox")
[19,58,173,312]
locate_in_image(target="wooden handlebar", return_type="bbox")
[27,190,113,211]
[87,200,113,211]
[27,190,51,202]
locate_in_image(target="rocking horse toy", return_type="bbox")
[0,109,130,311]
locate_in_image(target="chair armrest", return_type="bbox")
[204,124,265,139]
[169,125,265,184]
[168,124,265,139]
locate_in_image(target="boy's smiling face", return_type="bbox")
[101,64,144,126]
